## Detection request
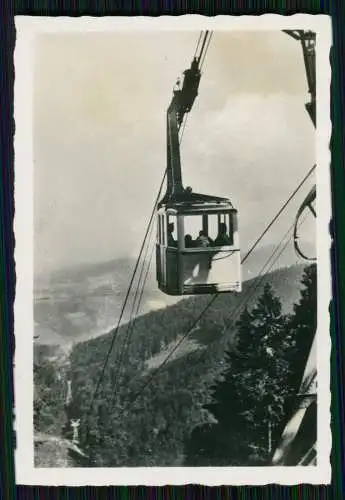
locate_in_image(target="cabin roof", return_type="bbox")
[158,190,235,212]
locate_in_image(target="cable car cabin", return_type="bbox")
[156,49,241,296]
[156,195,241,296]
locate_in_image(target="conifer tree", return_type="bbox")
[285,264,317,391]
[281,264,317,427]
[185,284,292,465]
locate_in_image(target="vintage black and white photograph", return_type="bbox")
[14,15,332,485]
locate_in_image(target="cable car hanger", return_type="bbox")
[158,31,231,210]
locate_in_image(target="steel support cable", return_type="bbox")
[110,99,193,396]
[226,210,311,359]
[199,31,213,70]
[127,226,155,332]
[179,212,309,366]
[109,55,202,397]
[110,222,157,397]
[126,221,156,334]
[123,220,306,418]
[194,31,203,58]
[179,31,213,144]
[250,208,310,288]
[121,171,315,411]
[87,170,167,414]
[126,242,156,340]
[109,243,157,406]
[229,219,304,345]
[241,164,316,263]
[197,31,210,64]
[83,28,216,429]
[88,30,312,421]
[126,226,296,407]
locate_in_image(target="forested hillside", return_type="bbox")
[184,264,316,466]
[34,345,69,466]
[66,264,309,466]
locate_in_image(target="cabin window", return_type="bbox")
[219,212,234,246]
[167,215,178,247]
[183,212,234,248]
[228,212,235,245]
[214,212,234,246]
[208,214,219,242]
[183,215,203,242]
[213,213,234,246]
[182,214,214,248]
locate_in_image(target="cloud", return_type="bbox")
[181,92,315,249]
[33,31,315,274]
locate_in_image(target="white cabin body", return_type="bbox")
[156,201,241,295]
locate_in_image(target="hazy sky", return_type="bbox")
[34,30,315,276]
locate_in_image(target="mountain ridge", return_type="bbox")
[66,263,309,466]
[34,243,309,347]
[34,263,311,467]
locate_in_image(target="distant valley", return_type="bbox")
[34,254,314,466]
[34,243,310,348]
[34,257,180,346]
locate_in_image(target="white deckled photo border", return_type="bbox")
[13,14,332,486]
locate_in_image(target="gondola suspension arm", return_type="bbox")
[162,31,210,201]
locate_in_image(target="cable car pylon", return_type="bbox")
[285,29,316,263]
[271,29,317,467]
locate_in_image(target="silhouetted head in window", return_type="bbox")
[185,234,193,247]
[219,222,227,235]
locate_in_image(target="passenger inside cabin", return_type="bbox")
[168,222,177,247]
[184,234,193,248]
[195,230,213,247]
[215,222,232,246]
